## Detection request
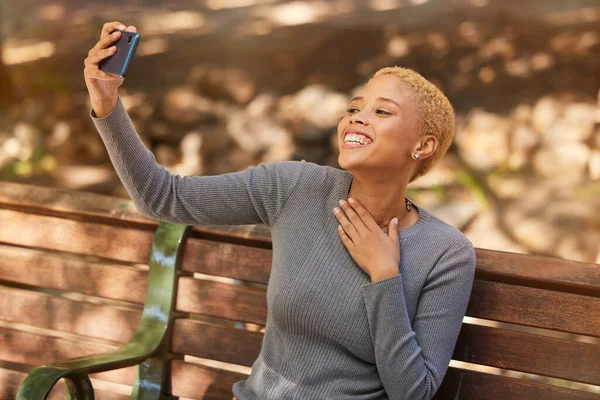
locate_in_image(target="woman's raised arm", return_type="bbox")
[91,96,305,227]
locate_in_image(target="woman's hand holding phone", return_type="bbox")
[84,21,137,117]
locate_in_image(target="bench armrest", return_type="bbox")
[17,222,190,400]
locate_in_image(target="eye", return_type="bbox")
[375,109,391,115]
[346,107,359,114]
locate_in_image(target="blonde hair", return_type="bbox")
[371,66,455,183]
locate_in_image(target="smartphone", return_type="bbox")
[99,30,140,78]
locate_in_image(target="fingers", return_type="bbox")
[85,29,121,72]
[337,224,355,249]
[334,206,360,241]
[84,66,116,80]
[87,46,117,64]
[347,198,381,231]
[337,199,369,233]
[101,21,126,39]
[125,25,137,33]
[94,30,122,53]
[387,217,399,242]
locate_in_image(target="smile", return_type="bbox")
[343,132,373,147]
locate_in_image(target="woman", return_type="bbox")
[85,22,476,400]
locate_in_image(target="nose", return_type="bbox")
[349,111,368,126]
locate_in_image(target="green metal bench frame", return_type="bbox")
[16,222,190,400]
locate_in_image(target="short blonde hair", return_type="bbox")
[371,66,455,182]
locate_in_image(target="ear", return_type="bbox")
[414,135,438,160]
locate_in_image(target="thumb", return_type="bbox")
[388,217,399,242]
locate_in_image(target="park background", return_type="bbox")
[1,0,599,261]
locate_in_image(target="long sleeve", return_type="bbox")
[90,97,304,226]
[360,241,476,400]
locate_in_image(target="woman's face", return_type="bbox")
[337,74,421,175]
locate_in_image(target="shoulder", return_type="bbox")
[416,206,476,262]
[285,160,348,189]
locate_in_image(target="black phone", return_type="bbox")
[99,30,140,78]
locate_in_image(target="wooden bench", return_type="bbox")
[1,182,598,399]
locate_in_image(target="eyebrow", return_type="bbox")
[350,96,401,108]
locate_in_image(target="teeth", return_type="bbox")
[344,133,371,145]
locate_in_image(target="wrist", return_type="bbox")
[91,96,118,118]
[370,267,399,283]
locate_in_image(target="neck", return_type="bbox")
[346,171,411,229]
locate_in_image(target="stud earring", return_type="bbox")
[414,154,420,159]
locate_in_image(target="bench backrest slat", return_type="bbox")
[176,277,267,325]
[170,360,247,400]
[476,249,600,297]
[0,209,154,264]
[436,368,600,400]
[468,280,600,336]
[453,323,600,386]
[0,244,148,304]
[0,285,141,343]
[172,319,263,367]
[182,238,272,284]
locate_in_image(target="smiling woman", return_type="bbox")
[85,25,475,398]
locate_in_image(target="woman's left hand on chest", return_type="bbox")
[334,198,400,283]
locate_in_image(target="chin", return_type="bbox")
[338,152,362,172]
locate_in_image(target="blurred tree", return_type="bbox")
[0,1,16,111]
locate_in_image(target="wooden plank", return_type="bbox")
[170,360,248,400]
[172,320,263,367]
[176,277,267,325]
[434,367,600,400]
[0,182,272,243]
[0,327,135,386]
[0,244,147,304]
[0,181,152,225]
[475,248,600,297]
[452,324,600,385]
[0,209,155,264]
[181,239,272,284]
[0,285,141,343]
[0,367,130,400]
[467,280,600,337]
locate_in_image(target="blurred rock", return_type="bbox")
[504,182,600,261]
[155,144,180,167]
[463,211,527,254]
[428,200,479,230]
[533,143,590,183]
[455,109,510,171]
[226,109,293,159]
[121,92,155,121]
[278,85,349,143]
[409,153,461,188]
[47,121,72,150]
[589,150,600,180]
[294,143,330,164]
[196,124,234,162]
[488,175,528,200]
[511,104,532,123]
[12,122,42,160]
[531,96,562,134]
[247,93,278,117]
[189,66,257,104]
[540,102,596,145]
[52,93,76,118]
[171,132,204,176]
[509,124,538,170]
[562,102,596,140]
[162,87,216,126]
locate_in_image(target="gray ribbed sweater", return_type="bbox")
[91,97,476,400]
